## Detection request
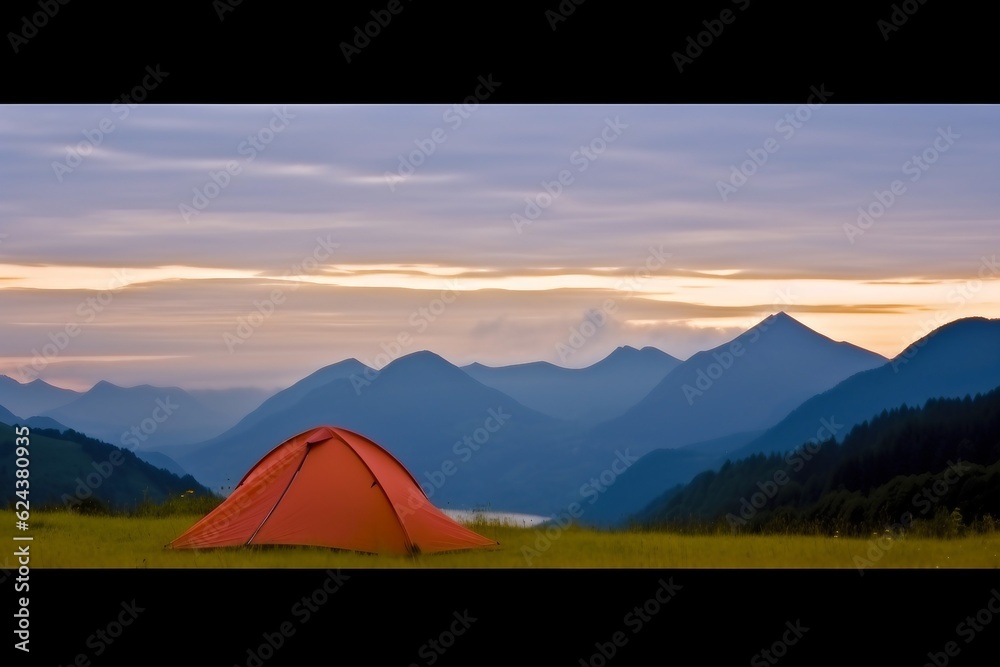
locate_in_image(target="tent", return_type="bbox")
[169,425,499,555]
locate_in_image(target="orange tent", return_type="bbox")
[169,426,498,555]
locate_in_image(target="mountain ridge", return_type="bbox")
[734,316,1000,458]
[590,312,887,455]
[462,345,681,423]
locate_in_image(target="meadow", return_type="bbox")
[5,510,999,569]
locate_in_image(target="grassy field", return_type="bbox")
[4,510,1000,568]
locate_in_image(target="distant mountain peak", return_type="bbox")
[319,357,365,369]
[737,312,884,361]
[85,380,184,397]
[766,311,806,327]
[607,345,640,357]
[735,315,1000,458]
[930,316,993,334]
[602,345,678,364]
[306,358,369,378]
[743,311,838,341]
[381,350,457,375]
[0,375,43,388]
[90,380,121,391]
[392,349,446,364]
[892,316,999,362]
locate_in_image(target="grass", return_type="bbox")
[5,510,1000,568]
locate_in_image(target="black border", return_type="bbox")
[12,569,1000,664]
[1,0,994,103]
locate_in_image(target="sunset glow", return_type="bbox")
[1,104,998,389]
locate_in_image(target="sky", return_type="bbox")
[1,103,999,391]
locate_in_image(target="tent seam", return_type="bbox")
[337,433,417,555]
[246,445,311,546]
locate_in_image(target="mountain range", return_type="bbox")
[463,346,680,424]
[175,351,575,512]
[592,312,886,456]
[0,375,79,417]
[0,377,268,450]
[731,316,1000,458]
[587,316,1000,524]
[4,313,999,520]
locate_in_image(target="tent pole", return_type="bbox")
[246,446,312,546]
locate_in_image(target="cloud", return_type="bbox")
[1,104,999,387]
